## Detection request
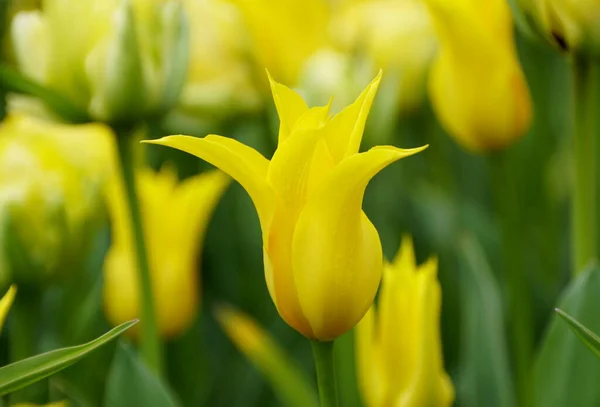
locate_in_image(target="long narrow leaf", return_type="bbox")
[0,320,137,396]
[555,308,600,359]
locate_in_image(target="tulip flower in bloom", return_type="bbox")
[517,0,600,54]
[144,72,426,341]
[103,167,229,338]
[424,0,532,152]
[10,0,188,123]
[0,115,113,287]
[356,236,454,407]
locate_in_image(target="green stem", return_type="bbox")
[10,288,47,404]
[571,56,598,275]
[311,340,339,407]
[490,152,532,407]
[115,131,163,375]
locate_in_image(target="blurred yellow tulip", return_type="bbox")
[177,0,261,117]
[424,0,532,152]
[0,285,16,332]
[13,403,68,407]
[228,0,329,86]
[331,0,437,112]
[356,236,454,407]
[518,0,600,54]
[10,0,188,123]
[0,115,113,287]
[144,72,426,341]
[103,167,229,339]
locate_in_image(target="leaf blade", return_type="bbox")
[0,320,137,396]
[555,308,600,359]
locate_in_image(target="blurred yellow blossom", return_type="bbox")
[10,0,188,123]
[229,0,329,86]
[144,72,426,340]
[331,0,437,112]
[0,115,113,287]
[103,167,229,338]
[177,0,261,117]
[13,403,68,407]
[0,285,16,332]
[424,0,532,152]
[356,236,454,407]
[518,0,600,54]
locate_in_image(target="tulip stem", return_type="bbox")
[10,287,47,403]
[571,56,598,275]
[115,130,163,375]
[311,340,339,407]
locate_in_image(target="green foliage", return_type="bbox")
[533,266,600,406]
[0,320,136,396]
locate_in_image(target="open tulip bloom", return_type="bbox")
[144,71,426,342]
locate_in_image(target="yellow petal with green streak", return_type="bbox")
[0,286,16,333]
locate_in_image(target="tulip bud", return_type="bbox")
[0,285,16,333]
[356,236,454,407]
[103,167,229,339]
[229,0,329,86]
[330,0,437,113]
[10,0,189,124]
[144,71,426,341]
[0,115,113,288]
[173,0,261,120]
[424,0,532,152]
[517,0,600,55]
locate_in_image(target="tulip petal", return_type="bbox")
[143,135,273,229]
[292,145,426,340]
[267,71,309,144]
[324,71,382,163]
[0,286,16,333]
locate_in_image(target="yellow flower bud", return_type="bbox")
[356,236,454,407]
[10,0,189,123]
[518,0,600,54]
[331,0,437,113]
[424,0,533,152]
[177,0,261,117]
[103,167,229,339]
[0,115,113,287]
[144,72,426,341]
[229,0,329,86]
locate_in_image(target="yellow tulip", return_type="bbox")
[177,0,261,117]
[10,0,188,122]
[143,72,426,341]
[13,402,68,407]
[228,0,329,86]
[518,0,600,54]
[424,0,532,152]
[0,115,113,286]
[103,167,229,339]
[331,0,437,112]
[356,236,454,407]
[0,285,17,332]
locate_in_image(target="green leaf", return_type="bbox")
[533,266,600,406]
[0,64,89,123]
[0,320,137,396]
[104,342,182,407]
[457,235,516,407]
[555,308,600,358]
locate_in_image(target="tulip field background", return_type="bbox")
[0,0,599,406]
